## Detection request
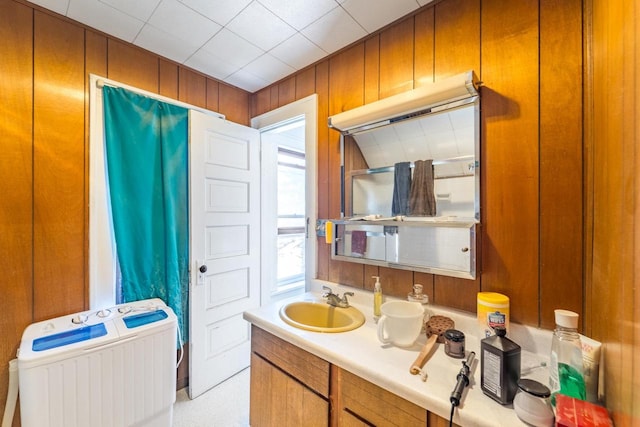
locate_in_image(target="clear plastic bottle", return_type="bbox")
[549,309,586,405]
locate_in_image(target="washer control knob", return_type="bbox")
[71,314,88,324]
[97,309,111,318]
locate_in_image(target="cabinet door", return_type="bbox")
[251,326,330,397]
[250,353,329,427]
[333,367,427,426]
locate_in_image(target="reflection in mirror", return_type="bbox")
[345,101,479,222]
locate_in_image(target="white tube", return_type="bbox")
[580,335,602,403]
[2,359,18,427]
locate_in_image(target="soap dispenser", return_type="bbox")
[372,276,382,318]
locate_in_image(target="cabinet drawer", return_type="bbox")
[251,325,330,397]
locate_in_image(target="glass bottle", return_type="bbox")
[549,309,586,405]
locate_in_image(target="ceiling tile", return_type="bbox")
[99,0,161,21]
[301,6,366,53]
[226,2,296,51]
[242,53,296,83]
[27,0,69,15]
[67,0,144,42]
[200,28,264,69]
[341,0,420,33]
[184,49,239,81]
[258,0,339,31]
[269,34,327,70]
[224,69,270,93]
[179,0,251,26]
[148,0,221,46]
[134,24,200,63]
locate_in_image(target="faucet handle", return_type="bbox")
[341,292,354,305]
[322,286,333,298]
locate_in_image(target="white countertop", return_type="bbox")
[243,282,554,427]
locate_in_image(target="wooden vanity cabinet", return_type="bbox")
[250,326,459,427]
[250,326,330,426]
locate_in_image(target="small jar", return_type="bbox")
[444,329,465,358]
[407,284,431,331]
[513,379,554,427]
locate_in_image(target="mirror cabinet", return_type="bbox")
[327,71,480,279]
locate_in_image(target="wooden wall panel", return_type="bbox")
[252,88,271,117]
[295,67,316,100]
[432,0,481,310]
[480,0,540,326]
[206,79,220,112]
[316,62,330,281]
[0,1,33,419]
[33,12,86,320]
[328,44,366,285]
[539,0,583,329]
[159,59,178,99]
[219,83,250,126]
[588,0,640,421]
[364,36,380,103]
[270,86,279,111]
[414,7,435,87]
[178,67,206,108]
[278,77,295,107]
[434,0,480,80]
[379,19,414,98]
[107,39,159,93]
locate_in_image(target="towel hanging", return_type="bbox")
[392,162,412,216]
[409,159,437,216]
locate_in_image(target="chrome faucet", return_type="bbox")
[322,286,354,308]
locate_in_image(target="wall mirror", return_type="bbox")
[328,71,480,279]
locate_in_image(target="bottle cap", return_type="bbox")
[554,309,579,328]
[495,326,507,337]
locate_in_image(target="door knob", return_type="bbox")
[199,264,207,273]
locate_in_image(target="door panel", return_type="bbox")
[189,110,260,399]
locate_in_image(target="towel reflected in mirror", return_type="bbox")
[409,159,436,216]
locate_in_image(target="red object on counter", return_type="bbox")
[555,394,613,427]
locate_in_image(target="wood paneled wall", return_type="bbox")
[0,0,251,417]
[253,0,584,328]
[2,0,638,423]
[587,0,640,423]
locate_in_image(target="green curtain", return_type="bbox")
[103,86,189,343]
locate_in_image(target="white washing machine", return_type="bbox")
[17,298,177,427]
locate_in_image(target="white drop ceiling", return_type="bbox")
[26,0,432,92]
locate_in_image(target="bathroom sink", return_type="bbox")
[279,301,365,332]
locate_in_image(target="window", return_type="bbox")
[276,147,306,288]
[251,94,318,306]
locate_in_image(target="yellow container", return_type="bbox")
[477,292,510,338]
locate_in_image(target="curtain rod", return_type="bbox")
[92,74,225,121]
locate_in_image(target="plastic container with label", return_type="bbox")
[477,292,510,338]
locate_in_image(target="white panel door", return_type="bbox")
[189,110,260,399]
